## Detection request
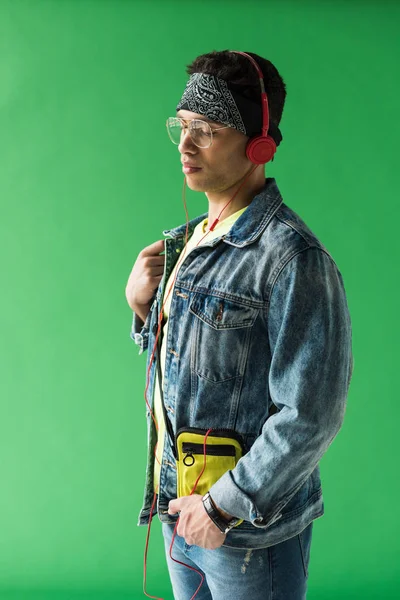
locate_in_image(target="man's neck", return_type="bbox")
[204,170,266,232]
[203,201,250,233]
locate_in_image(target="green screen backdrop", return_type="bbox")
[0,0,398,598]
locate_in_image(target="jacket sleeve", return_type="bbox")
[208,246,354,528]
[130,301,155,355]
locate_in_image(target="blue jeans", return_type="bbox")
[162,521,313,600]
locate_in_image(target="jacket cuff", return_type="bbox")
[208,470,283,529]
[130,310,151,355]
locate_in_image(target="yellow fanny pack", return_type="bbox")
[175,426,245,527]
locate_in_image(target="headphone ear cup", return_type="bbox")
[246,135,277,165]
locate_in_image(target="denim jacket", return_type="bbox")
[131,177,354,549]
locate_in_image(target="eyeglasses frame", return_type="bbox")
[166,116,232,148]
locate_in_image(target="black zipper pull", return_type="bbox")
[183,452,195,466]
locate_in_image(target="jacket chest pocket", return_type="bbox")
[188,294,259,383]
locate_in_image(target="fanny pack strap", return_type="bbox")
[154,334,178,460]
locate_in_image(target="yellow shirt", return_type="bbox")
[153,205,249,493]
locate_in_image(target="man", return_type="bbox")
[125,50,353,599]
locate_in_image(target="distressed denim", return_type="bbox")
[162,520,313,600]
[131,177,354,549]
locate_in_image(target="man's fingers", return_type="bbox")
[140,239,165,258]
[168,498,181,514]
[168,494,194,514]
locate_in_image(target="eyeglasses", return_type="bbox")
[166,117,232,148]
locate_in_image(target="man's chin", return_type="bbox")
[184,176,208,192]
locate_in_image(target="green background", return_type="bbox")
[0,0,398,598]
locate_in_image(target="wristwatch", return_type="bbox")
[202,492,242,534]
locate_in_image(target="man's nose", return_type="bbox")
[178,128,197,153]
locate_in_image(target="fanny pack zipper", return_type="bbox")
[182,442,236,456]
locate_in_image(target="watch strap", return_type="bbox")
[202,492,242,533]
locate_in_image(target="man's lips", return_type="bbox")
[182,163,202,172]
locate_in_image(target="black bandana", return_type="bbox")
[176,72,282,146]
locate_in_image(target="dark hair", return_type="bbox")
[184,49,287,128]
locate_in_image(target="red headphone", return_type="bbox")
[229,50,278,165]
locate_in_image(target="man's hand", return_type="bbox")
[168,494,227,549]
[125,239,165,311]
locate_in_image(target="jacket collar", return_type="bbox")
[162,177,283,247]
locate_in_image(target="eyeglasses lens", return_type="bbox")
[166,118,212,148]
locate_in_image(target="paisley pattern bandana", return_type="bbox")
[176,72,282,145]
